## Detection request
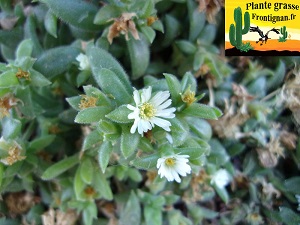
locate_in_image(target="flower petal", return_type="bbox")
[130,118,140,133]
[141,86,152,103]
[133,89,140,105]
[150,91,170,107]
[150,117,171,131]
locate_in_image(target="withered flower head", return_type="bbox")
[0,94,17,118]
[78,95,97,110]
[107,12,140,44]
[257,147,278,168]
[246,213,264,225]
[5,192,38,216]
[0,143,26,166]
[42,208,79,225]
[147,16,158,26]
[84,186,97,199]
[15,68,30,80]
[279,66,300,125]
[280,130,297,150]
[198,0,224,23]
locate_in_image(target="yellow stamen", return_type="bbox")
[78,95,97,109]
[181,87,196,106]
[139,102,155,120]
[165,157,176,166]
[147,16,158,26]
[84,186,97,197]
[15,68,30,80]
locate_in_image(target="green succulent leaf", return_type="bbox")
[1,116,22,139]
[41,154,79,180]
[80,157,94,185]
[106,105,133,124]
[94,5,122,25]
[93,68,132,105]
[181,103,222,120]
[44,10,58,38]
[74,106,111,124]
[0,70,19,88]
[16,39,33,59]
[41,0,99,31]
[97,141,113,173]
[164,73,181,106]
[130,153,159,170]
[33,46,81,79]
[127,34,150,79]
[93,170,113,200]
[119,191,141,225]
[87,47,132,94]
[121,127,140,158]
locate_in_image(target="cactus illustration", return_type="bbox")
[278,26,288,42]
[229,7,250,49]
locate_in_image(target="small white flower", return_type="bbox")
[210,169,231,189]
[296,195,300,211]
[76,53,90,71]
[127,86,176,135]
[157,154,191,183]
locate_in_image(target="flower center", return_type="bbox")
[139,102,155,119]
[165,157,176,166]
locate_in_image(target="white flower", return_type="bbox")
[210,169,231,189]
[76,53,90,71]
[157,154,191,183]
[127,86,176,135]
[296,195,300,211]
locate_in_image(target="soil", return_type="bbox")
[225,39,300,56]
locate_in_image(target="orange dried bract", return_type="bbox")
[107,13,140,44]
[147,16,158,26]
[15,68,30,80]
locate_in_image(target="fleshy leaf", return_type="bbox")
[80,157,94,185]
[74,106,111,124]
[98,141,113,173]
[181,103,222,120]
[106,105,133,124]
[93,68,132,105]
[130,153,159,170]
[33,46,81,79]
[41,154,79,180]
[41,0,99,31]
[119,191,141,225]
[127,34,150,79]
[121,127,140,158]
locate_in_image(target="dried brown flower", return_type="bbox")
[107,13,140,44]
[280,130,297,150]
[0,143,26,166]
[279,66,300,125]
[16,68,30,80]
[42,208,78,225]
[84,186,97,199]
[78,95,97,109]
[0,94,17,118]
[210,83,253,138]
[0,16,18,30]
[147,16,158,26]
[197,0,224,23]
[257,148,278,168]
[246,213,264,225]
[5,192,39,216]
